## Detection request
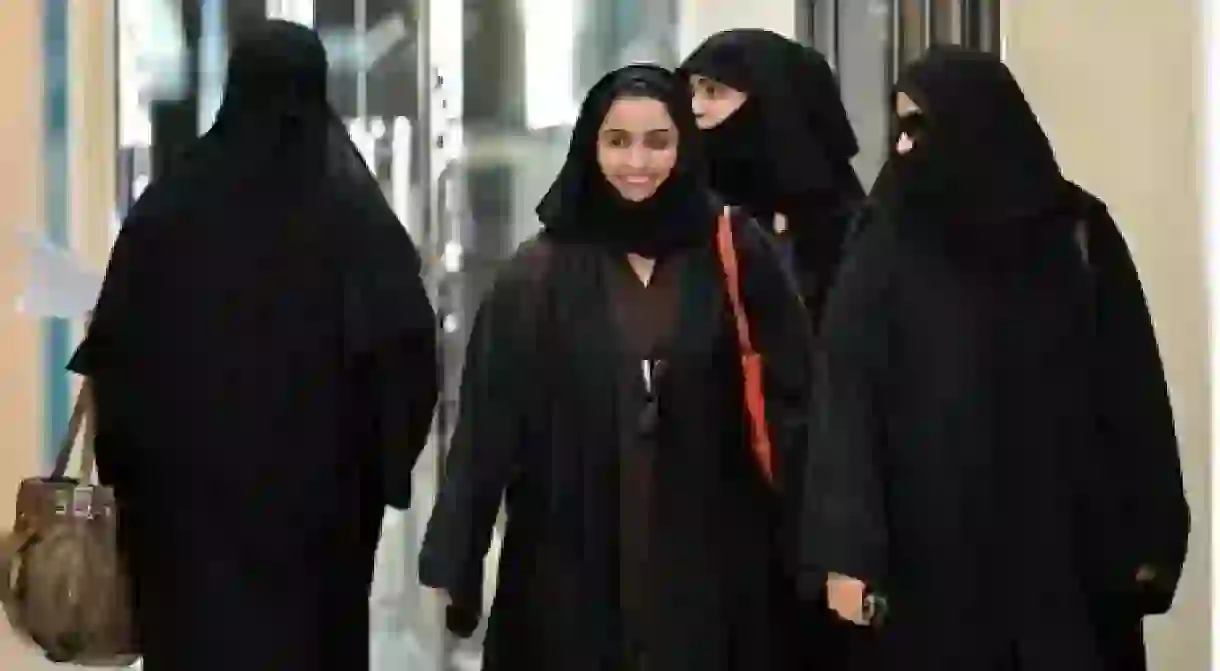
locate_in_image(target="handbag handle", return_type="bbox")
[49,379,97,483]
[715,207,775,484]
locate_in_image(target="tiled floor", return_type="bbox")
[0,622,137,670]
[1,622,59,670]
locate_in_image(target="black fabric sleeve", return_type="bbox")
[67,214,149,379]
[376,319,440,511]
[67,213,155,491]
[417,249,540,633]
[1087,206,1190,615]
[798,222,892,596]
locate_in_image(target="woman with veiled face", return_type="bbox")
[418,64,816,670]
[680,28,865,331]
[803,46,1189,671]
[680,29,872,669]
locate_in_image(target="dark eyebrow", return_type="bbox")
[601,127,674,135]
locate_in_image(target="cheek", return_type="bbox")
[691,91,711,115]
[596,146,620,175]
[703,103,730,127]
[651,149,678,178]
[704,100,742,128]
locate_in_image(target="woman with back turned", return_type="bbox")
[801,46,1189,671]
[68,21,438,670]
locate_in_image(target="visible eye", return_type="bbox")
[644,131,674,151]
[603,131,631,149]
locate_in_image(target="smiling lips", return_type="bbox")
[622,175,653,185]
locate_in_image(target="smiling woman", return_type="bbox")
[419,63,819,670]
[595,97,679,202]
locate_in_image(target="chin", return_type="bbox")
[613,183,658,201]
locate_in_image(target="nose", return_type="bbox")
[691,94,707,118]
[625,145,649,169]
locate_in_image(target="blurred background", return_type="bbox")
[0,0,1213,668]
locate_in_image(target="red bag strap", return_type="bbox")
[716,208,755,355]
[714,207,775,484]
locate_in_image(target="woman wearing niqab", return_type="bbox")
[679,28,865,328]
[679,30,868,666]
[418,64,815,670]
[801,47,1189,671]
[67,21,438,671]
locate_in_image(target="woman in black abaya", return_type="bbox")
[679,30,867,666]
[67,21,438,671]
[418,64,815,670]
[679,28,865,328]
[801,47,1189,671]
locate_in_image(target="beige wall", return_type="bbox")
[1005,1,1211,670]
[0,0,115,666]
[0,0,46,665]
[678,0,795,56]
[0,1,45,529]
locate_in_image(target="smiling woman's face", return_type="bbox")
[595,96,679,202]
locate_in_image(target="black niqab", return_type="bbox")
[886,46,1074,257]
[679,29,862,217]
[536,64,716,258]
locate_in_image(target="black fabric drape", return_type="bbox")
[801,48,1188,671]
[67,21,437,671]
[679,29,864,327]
[679,28,861,214]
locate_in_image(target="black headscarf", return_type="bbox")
[73,19,429,375]
[678,29,862,219]
[536,64,716,259]
[885,46,1074,256]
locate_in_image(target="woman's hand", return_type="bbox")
[826,572,870,626]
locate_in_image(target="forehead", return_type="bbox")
[600,96,675,130]
[895,91,921,115]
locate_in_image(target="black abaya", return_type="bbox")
[420,217,813,670]
[66,22,438,671]
[680,33,868,666]
[419,65,816,670]
[800,48,1188,671]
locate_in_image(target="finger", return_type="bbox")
[831,605,866,626]
[837,610,869,627]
